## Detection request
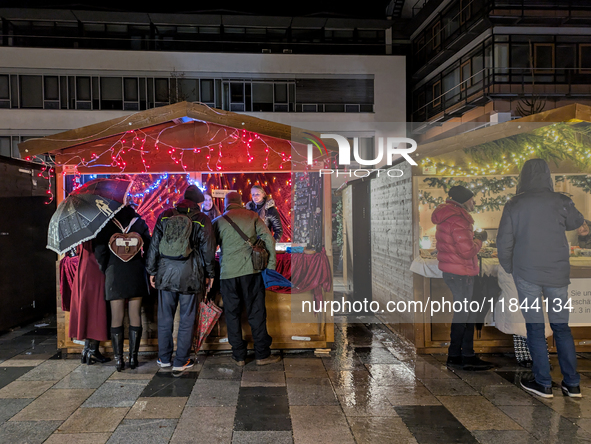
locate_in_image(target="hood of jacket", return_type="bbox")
[252,197,276,211]
[431,199,474,225]
[516,159,554,193]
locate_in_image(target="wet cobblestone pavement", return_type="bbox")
[2,316,591,443]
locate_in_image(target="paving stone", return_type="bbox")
[354,346,401,364]
[108,359,160,380]
[326,369,374,389]
[54,365,115,389]
[347,416,418,444]
[0,420,61,444]
[170,406,235,444]
[106,419,177,444]
[126,397,187,419]
[140,371,198,397]
[1,359,47,367]
[0,380,56,399]
[336,388,397,417]
[500,405,591,442]
[43,433,111,444]
[17,360,80,381]
[381,385,442,406]
[437,396,523,431]
[482,384,542,406]
[321,353,366,371]
[0,367,35,390]
[421,378,479,396]
[243,360,284,372]
[198,363,242,380]
[286,377,338,406]
[56,407,129,433]
[290,405,355,444]
[232,431,293,444]
[471,430,540,444]
[10,388,94,421]
[0,398,34,424]
[241,371,285,387]
[234,387,291,431]
[537,392,591,419]
[82,380,149,408]
[395,405,478,444]
[404,360,458,380]
[453,370,514,393]
[365,364,420,386]
[187,379,240,407]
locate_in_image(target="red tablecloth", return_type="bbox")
[270,249,332,308]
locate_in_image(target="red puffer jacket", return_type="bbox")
[431,199,482,276]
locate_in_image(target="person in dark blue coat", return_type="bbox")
[497,159,584,399]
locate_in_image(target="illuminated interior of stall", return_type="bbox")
[417,121,591,251]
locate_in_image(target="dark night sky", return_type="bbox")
[3,1,392,19]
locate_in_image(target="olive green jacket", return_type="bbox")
[213,203,276,280]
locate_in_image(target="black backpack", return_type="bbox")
[159,209,193,260]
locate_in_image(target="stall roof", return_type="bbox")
[18,101,337,158]
[417,104,591,160]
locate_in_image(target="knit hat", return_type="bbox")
[448,185,474,204]
[184,185,205,204]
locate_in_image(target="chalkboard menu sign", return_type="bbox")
[292,172,323,250]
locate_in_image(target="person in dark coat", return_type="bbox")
[202,192,221,220]
[146,185,216,376]
[246,185,283,241]
[431,185,492,371]
[497,159,585,399]
[94,205,151,371]
[577,220,591,249]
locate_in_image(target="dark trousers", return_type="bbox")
[220,273,272,361]
[442,272,476,358]
[158,290,197,367]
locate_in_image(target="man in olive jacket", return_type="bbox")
[213,191,279,366]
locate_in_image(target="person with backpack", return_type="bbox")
[146,185,216,376]
[94,204,151,371]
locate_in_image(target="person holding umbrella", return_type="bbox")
[48,179,134,365]
[94,204,152,372]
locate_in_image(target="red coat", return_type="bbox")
[431,199,482,276]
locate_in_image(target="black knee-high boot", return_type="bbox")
[111,326,125,372]
[81,339,91,364]
[86,339,111,364]
[128,325,142,369]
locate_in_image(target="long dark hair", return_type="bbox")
[202,192,221,219]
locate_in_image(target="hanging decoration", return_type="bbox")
[555,175,591,194]
[420,177,517,212]
[420,122,591,176]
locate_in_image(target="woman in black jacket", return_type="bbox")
[246,185,283,241]
[94,205,151,371]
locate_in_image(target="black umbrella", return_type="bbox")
[47,193,125,254]
[71,178,132,204]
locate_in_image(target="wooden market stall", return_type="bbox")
[346,104,591,354]
[19,101,336,354]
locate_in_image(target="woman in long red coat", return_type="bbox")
[68,240,110,364]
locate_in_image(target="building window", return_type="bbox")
[460,0,471,25]
[580,44,591,74]
[432,81,442,107]
[44,76,59,109]
[461,60,471,90]
[252,82,273,112]
[432,22,441,50]
[0,136,10,157]
[20,75,43,108]
[534,43,555,73]
[0,75,10,108]
[100,77,122,110]
[200,79,214,103]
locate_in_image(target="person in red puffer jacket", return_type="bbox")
[431,185,492,371]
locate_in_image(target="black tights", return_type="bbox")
[110,298,142,328]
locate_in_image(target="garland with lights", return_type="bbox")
[420,177,517,212]
[420,123,591,176]
[556,175,591,194]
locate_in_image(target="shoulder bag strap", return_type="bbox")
[111,217,138,233]
[223,215,253,247]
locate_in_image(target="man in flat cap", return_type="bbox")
[213,191,279,366]
[432,185,492,371]
[147,185,216,376]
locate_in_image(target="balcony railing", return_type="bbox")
[412,67,591,123]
